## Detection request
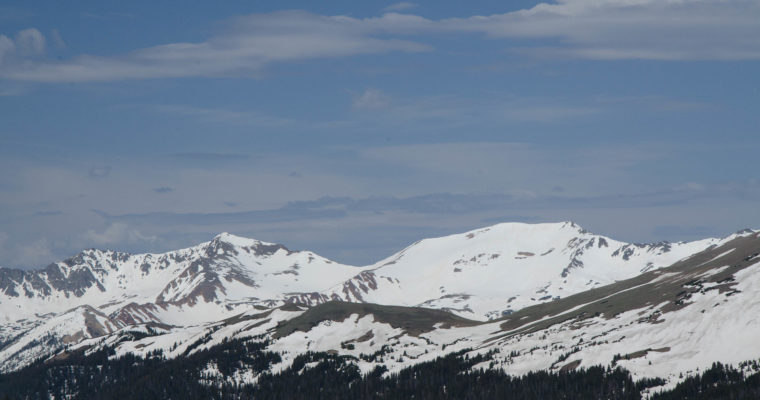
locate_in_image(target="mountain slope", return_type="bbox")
[0,233,367,371]
[47,228,760,392]
[74,228,756,390]
[0,221,756,380]
[324,222,721,320]
[0,233,365,322]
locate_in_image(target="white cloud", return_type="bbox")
[352,89,391,110]
[0,28,45,66]
[16,238,55,268]
[0,12,429,82]
[441,0,760,60]
[49,29,66,50]
[1,2,756,82]
[14,28,45,56]
[88,165,112,178]
[359,141,677,196]
[81,223,156,247]
[0,34,16,64]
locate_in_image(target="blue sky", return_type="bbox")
[1,0,758,268]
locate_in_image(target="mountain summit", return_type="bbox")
[323,221,722,319]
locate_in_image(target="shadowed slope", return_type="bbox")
[274,301,481,338]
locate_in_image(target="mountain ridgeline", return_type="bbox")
[1,222,760,398]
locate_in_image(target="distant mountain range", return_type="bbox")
[1,221,759,396]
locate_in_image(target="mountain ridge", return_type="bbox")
[1,221,758,383]
[1,221,749,323]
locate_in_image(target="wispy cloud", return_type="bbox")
[444,0,760,61]
[93,181,760,228]
[280,188,738,216]
[0,232,56,268]
[2,1,757,82]
[0,28,45,64]
[81,222,156,246]
[14,28,45,56]
[154,104,295,127]
[88,165,112,178]
[15,238,54,267]
[384,2,417,12]
[49,29,66,50]
[31,210,63,217]
[353,93,601,126]
[593,95,717,113]
[0,11,429,82]
[2,141,758,267]
[656,100,716,112]
[93,207,348,226]
[351,88,391,110]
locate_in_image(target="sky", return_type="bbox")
[0,0,759,269]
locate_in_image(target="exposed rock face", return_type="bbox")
[338,271,379,302]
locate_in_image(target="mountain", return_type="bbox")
[62,227,760,392]
[1,221,759,396]
[0,233,367,371]
[0,233,365,321]
[322,222,721,320]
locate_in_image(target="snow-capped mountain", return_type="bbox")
[1,221,757,386]
[0,305,126,372]
[58,227,760,392]
[323,222,721,320]
[0,233,365,323]
[1,222,720,326]
[0,233,367,370]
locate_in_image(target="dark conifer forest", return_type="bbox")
[2,338,760,399]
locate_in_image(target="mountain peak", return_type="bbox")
[560,220,588,232]
[474,220,591,237]
[207,232,293,259]
[212,232,255,246]
[734,228,759,236]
